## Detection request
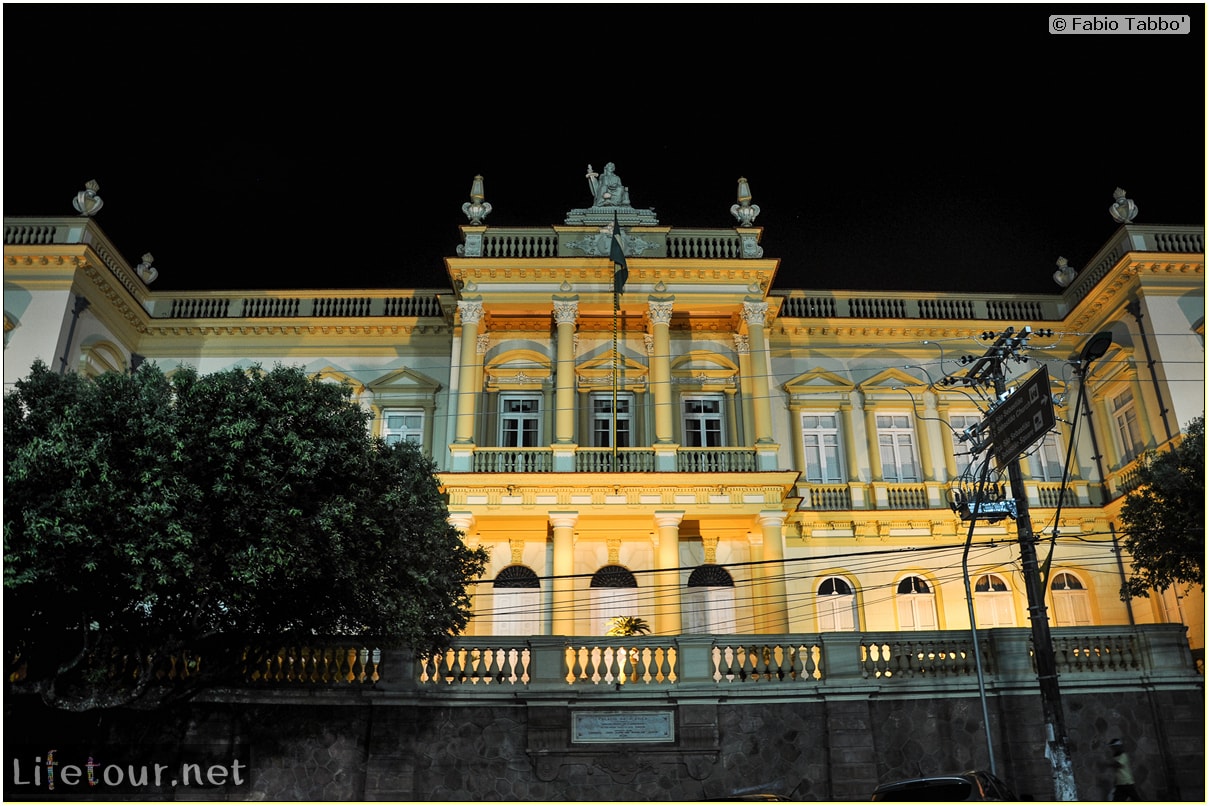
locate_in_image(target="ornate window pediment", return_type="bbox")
[859,368,928,403]
[484,349,552,391]
[671,350,737,388]
[577,352,647,391]
[785,367,854,401]
[366,366,442,401]
[77,338,126,377]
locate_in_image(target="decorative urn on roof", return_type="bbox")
[1110,187,1138,224]
[72,179,103,217]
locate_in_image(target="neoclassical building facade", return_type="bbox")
[4,176,1204,662]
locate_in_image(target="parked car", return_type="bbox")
[704,793,792,801]
[871,770,1018,801]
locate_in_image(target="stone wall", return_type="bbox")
[5,684,1203,801]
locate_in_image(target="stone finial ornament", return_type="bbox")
[731,177,760,227]
[1110,187,1138,224]
[72,179,104,217]
[1053,256,1076,288]
[462,175,492,225]
[135,253,159,285]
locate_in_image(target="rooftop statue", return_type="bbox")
[566,161,658,226]
[586,162,630,208]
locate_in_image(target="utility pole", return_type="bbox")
[956,327,1078,801]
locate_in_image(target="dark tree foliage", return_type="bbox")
[4,361,487,710]
[1119,416,1205,600]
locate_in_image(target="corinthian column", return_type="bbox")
[454,300,485,444]
[742,301,774,445]
[553,297,579,445]
[648,298,675,444]
[733,334,754,445]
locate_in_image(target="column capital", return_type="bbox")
[756,510,789,529]
[653,510,685,529]
[647,299,674,325]
[741,300,768,325]
[552,297,579,325]
[457,299,484,324]
[448,511,476,532]
[548,511,580,530]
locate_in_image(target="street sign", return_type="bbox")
[987,366,1056,465]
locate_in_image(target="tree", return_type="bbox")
[4,361,488,710]
[1118,416,1205,600]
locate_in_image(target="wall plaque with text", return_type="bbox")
[571,710,675,743]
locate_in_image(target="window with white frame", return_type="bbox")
[817,576,857,632]
[800,413,845,483]
[1112,389,1144,463]
[1027,431,1065,481]
[877,414,920,482]
[500,394,541,447]
[382,408,424,446]
[948,412,983,478]
[896,575,937,630]
[493,565,541,636]
[1050,571,1091,627]
[591,392,633,448]
[589,565,639,635]
[683,564,737,634]
[682,394,724,447]
[973,573,1016,627]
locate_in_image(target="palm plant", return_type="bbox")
[605,616,652,637]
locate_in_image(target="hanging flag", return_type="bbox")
[610,211,628,295]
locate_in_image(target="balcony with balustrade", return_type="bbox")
[129,624,1194,701]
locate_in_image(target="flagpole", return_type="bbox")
[608,211,629,473]
[612,286,619,472]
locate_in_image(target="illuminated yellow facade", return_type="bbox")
[4,196,1203,660]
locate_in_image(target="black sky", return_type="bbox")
[3,6,1204,296]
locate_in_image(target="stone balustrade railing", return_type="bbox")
[776,291,1057,322]
[8,218,1198,326]
[314,623,1199,700]
[397,625,1197,697]
[466,447,762,476]
[43,626,1194,702]
[1065,225,1204,303]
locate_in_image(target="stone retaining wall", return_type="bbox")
[4,683,1202,801]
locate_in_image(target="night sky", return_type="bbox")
[3,6,1204,296]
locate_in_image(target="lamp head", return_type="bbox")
[1081,331,1113,364]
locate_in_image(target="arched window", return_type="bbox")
[493,565,540,636]
[684,564,736,634]
[590,565,639,635]
[896,575,937,630]
[817,576,857,632]
[1050,571,1091,627]
[972,573,1016,627]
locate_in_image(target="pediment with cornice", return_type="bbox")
[364,367,442,398]
[784,367,854,400]
[858,367,929,401]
